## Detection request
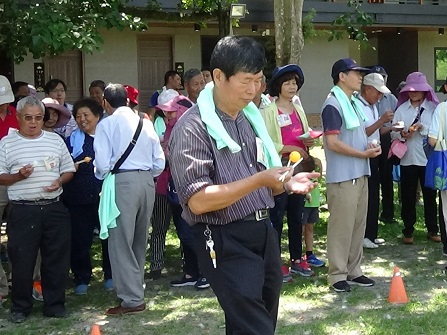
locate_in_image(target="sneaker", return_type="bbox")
[380,217,397,224]
[194,276,210,290]
[281,265,293,283]
[290,257,314,277]
[363,238,379,249]
[32,281,43,302]
[104,279,114,291]
[74,284,88,295]
[374,238,385,245]
[402,236,414,245]
[170,275,197,287]
[348,275,375,287]
[146,269,162,281]
[428,234,441,243]
[332,280,351,292]
[10,312,27,323]
[307,254,325,267]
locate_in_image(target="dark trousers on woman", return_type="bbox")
[149,194,172,271]
[400,165,438,237]
[379,133,395,221]
[7,201,70,316]
[269,192,305,261]
[365,156,380,241]
[171,203,199,277]
[68,204,112,285]
[438,194,447,253]
[192,219,282,335]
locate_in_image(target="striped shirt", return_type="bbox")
[0,130,75,200]
[169,105,274,225]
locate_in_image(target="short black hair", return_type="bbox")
[184,68,202,84]
[44,79,67,94]
[89,80,106,91]
[269,72,300,97]
[210,36,266,80]
[12,81,28,95]
[164,70,180,85]
[72,98,103,119]
[103,83,127,108]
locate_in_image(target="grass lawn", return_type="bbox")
[1,186,446,334]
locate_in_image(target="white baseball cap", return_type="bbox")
[0,76,14,105]
[363,73,391,94]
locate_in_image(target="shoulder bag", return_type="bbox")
[111,116,144,174]
[425,103,447,190]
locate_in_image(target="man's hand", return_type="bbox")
[285,172,320,194]
[18,164,34,179]
[43,178,62,192]
[364,146,382,158]
[257,167,293,189]
[380,110,394,124]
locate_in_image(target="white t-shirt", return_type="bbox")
[0,130,75,200]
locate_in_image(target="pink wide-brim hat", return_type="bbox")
[396,72,439,108]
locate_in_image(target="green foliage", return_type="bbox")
[0,0,147,63]
[302,8,317,41]
[329,0,375,47]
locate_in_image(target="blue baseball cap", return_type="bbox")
[331,58,370,81]
[368,65,388,77]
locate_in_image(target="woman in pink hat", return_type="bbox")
[391,72,440,245]
[41,98,71,133]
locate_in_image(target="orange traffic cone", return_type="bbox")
[388,266,409,304]
[91,324,101,335]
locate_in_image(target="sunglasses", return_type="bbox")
[21,114,44,122]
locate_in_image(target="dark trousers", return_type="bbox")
[379,133,395,220]
[7,201,70,316]
[439,194,447,253]
[269,192,305,261]
[171,203,199,277]
[68,204,112,285]
[365,157,380,240]
[192,219,282,335]
[400,165,438,237]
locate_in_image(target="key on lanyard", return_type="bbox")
[206,239,217,268]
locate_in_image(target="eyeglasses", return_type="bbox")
[21,115,44,122]
[50,89,65,94]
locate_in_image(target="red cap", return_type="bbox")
[124,85,139,105]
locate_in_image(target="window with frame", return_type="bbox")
[435,47,447,91]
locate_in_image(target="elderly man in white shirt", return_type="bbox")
[94,83,165,316]
[357,73,393,249]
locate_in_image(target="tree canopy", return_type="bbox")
[0,0,146,63]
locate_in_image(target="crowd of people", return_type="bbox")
[0,35,446,334]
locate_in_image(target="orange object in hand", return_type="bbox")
[289,151,301,163]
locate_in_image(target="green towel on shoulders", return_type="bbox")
[197,82,281,169]
[330,85,367,130]
[154,116,166,138]
[98,173,121,240]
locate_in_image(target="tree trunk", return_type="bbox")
[274,0,304,65]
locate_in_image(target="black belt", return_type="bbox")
[114,169,150,174]
[11,197,60,206]
[243,209,269,222]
